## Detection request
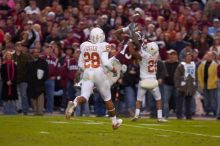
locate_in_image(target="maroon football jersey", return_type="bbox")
[115,44,134,66]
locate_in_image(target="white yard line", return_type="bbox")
[81,121,104,125]
[48,120,103,125]
[123,124,220,138]
[140,123,167,126]
[49,121,71,124]
[156,134,170,137]
[39,131,50,134]
[74,119,220,139]
[47,118,220,138]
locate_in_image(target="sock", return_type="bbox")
[111,116,117,124]
[135,109,140,117]
[73,99,78,108]
[157,109,162,119]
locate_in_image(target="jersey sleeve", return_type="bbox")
[78,52,84,71]
[101,51,113,70]
[78,44,85,71]
[99,42,113,70]
[101,42,110,52]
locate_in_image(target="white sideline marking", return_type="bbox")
[191,125,205,128]
[40,131,49,134]
[49,121,71,124]
[157,134,169,137]
[81,122,103,125]
[75,119,220,139]
[123,124,220,138]
[48,120,103,125]
[140,123,166,126]
[49,119,220,139]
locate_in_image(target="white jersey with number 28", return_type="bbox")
[78,41,109,70]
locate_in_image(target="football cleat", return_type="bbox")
[131,116,141,122]
[157,118,168,123]
[65,101,75,120]
[112,119,123,130]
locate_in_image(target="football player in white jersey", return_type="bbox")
[65,27,122,130]
[132,42,167,122]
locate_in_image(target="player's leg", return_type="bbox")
[65,80,93,119]
[132,83,146,121]
[151,87,167,122]
[104,100,122,130]
[97,78,122,130]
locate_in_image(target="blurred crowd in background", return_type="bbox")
[0,0,220,120]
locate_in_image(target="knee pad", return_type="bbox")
[154,95,161,101]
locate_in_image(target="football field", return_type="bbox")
[0,115,220,146]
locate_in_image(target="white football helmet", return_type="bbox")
[90,27,105,44]
[142,42,159,56]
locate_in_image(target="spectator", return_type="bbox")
[174,52,197,119]
[0,55,2,108]
[32,23,42,47]
[179,42,193,61]
[205,1,220,22]
[58,19,71,39]
[188,31,201,50]
[192,49,201,66]
[4,16,16,37]
[65,47,79,101]
[0,0,11,17]
[163,49,179,118]
[99,14,112,39]
[198,51,218,116]
[108,9,117,28]
[42,43,57,114]
[20,21,37,49]
[13,41,31,115]
[27,48,48,115]
[197,34,210,59]
[209,36,220,55]
[24,0,40,15]
[144,23,157,42]
[217,53,220,120]
[115,4,129,26]
[1,51,17,114]
[201,25,213,47]
[170,32,188,55]
[45,26,61,44]
[208,18,220,37]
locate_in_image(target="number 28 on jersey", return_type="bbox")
[84,52,100,68]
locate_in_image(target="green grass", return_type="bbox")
[0,115,220,146]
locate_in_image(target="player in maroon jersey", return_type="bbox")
[106,22,143,84]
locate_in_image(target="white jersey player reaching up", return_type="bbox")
[132,42,167,122]
[65,27,122,130]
